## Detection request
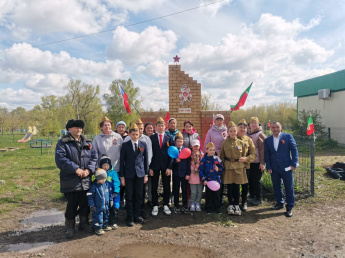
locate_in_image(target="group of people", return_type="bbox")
[55,114,298,238]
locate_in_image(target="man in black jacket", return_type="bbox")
[55,119,98,238]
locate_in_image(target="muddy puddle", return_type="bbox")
[2,209,64,253]
[115,243,212,258]
[5,242,55,253]
[9,208,64,237]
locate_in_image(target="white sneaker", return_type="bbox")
[163,205,171,215]
[152,206,159,216]
[227,205,235,215]
[234,205,241,216]
[111,224,118,230]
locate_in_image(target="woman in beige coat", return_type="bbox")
[219,121,255,216]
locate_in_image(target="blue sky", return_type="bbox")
[0,0,344,111]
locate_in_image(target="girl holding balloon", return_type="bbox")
[199,142,224,214]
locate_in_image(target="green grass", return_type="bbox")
[0,134,64,213]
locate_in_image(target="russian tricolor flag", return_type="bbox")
[119,84,131,114]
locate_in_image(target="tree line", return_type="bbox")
[0,79,324,137]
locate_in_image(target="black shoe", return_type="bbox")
[134,216,145,224]
[272,203,284,210]
[215,208,222,214]
[285,209,293,217]
[141,209,149,219]
[126,218,134,227]
[251,199,262,206]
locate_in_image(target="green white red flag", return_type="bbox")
[307,116,315,136]
[230,83,252,111]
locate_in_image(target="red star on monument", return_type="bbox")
[173,55,180,63]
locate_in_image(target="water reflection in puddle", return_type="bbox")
[5,242,55,253]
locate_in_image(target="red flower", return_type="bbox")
[214,161,219,165]
[281,140,285,145]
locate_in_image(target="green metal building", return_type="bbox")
[294,69,345,144]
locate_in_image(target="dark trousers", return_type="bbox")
[241,169,250,203]
[141,182,147,209]
[271,168,295,210]
[249,163,263,200]
[151,169,171,206]
[227,184,240,205]
[205,185,221,212]
[120,186,125,202]
[64,190,89,220]
[109,206,118,225]
[125,175,144,219]
[173,176,188,207]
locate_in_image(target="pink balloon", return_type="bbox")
[207,181,220,191]
[178,148,191,159]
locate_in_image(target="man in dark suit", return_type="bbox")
[264,122,298,217]
[120,124,149,226]
[149,117,174,216]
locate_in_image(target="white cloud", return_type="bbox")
[0,0,124,39]
[199,0,232,16]
[176,13,334,109]
[0,43,130,109]
[106,26,178,66]
[104,0,167,13]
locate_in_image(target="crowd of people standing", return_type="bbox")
[55,114,298,238]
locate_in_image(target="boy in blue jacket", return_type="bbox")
[99,155,120,230]
[199,142,223,214]
[172,132,191,214]
[87,169,113,235]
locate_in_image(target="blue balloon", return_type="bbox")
[167,146,179,159]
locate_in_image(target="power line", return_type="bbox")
[0,0,227,55]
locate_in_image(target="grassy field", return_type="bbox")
[1,134,345,216]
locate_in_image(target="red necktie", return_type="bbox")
[159,134,163,148]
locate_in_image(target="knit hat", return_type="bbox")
[228,121,237,128]
[213,114,224,121]
[250,117,260,124]
[135,118,143,125]
[237,119,247,126]
[99,155,112,170]
[66,119,85,130]
[95,168,107,181]
[175,132,183,140]
[116,121,127,128]
[156,117,165,124]
[206,142,215,149]
[191,139,200,147]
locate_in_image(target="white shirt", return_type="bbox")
[273,133,281,151]
[131,140,139,152]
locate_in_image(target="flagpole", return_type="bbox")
[126,95,141,116]
[120,83,141,116]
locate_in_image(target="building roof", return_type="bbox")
[294,69,345,97]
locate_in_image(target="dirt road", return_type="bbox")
[1,196,345,257]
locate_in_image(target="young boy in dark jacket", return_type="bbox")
[88,169,113,235]
[199,142,223,214]
[172,132,191,213]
